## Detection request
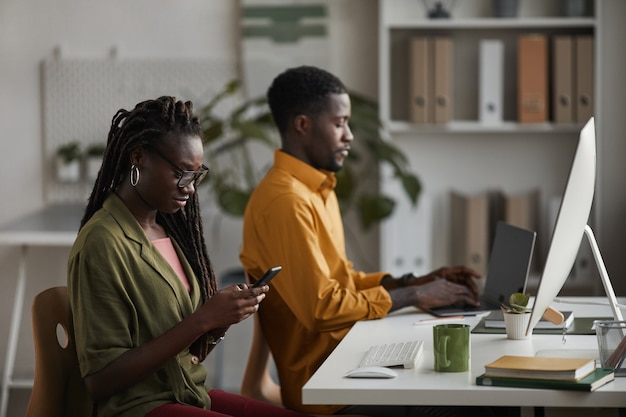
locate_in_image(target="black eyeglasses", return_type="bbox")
[149,147,210,188]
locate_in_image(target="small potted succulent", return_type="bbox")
[501,292,531,340]
[56,141,82,182]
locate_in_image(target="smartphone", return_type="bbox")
[252,266,282,288]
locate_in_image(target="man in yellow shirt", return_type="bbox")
[240,66,500,417]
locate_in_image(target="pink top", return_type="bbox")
[152,237,191,292]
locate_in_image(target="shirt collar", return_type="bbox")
[273,149,336,200]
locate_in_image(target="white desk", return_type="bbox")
[302,298,626,410]
[0,203,82,417]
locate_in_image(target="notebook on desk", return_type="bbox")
[428,222,536,317]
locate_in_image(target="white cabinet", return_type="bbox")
[378,0,598,293]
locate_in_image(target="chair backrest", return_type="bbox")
[26,286,93,417]
[239,274,367,417]
[240,273,283,407]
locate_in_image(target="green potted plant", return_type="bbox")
[56,141,82,182]
[197,80,421,230]
[85,143,106,181]
[501,292,531,340]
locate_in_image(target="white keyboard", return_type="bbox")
[359,340,424,369]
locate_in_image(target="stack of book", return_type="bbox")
[483,310,575,330]
[476,355,614,392]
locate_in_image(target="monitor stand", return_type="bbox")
[537,225,625,371]
[584,225,624,322]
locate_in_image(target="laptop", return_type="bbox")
[427,221,537,317]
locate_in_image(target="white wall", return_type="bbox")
[0,0,378,414]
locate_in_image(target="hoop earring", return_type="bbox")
[130,164,140,187]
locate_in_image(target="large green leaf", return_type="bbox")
[217,187,251,217]
[233,120,275,146]
[362,138,409,174]
[202,79,240,114]
[202,121,224,144]
[400,173,422,206]
[335,165,355,203]
[357,194,395,230]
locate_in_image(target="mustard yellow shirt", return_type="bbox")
[240,150,392,415]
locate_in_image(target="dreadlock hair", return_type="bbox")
[80,96,218,361]
[267,65,347,137]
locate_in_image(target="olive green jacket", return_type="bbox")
[68,193,210,417]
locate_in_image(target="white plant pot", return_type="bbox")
[503,312,531,340]
[86,156,103,182]
[56,158,81,183]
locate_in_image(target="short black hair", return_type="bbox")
[267,65,347,135]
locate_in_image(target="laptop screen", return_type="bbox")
[428,221,536,317]
[481,222,536,309]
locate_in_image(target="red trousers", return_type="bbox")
[144,389,313,417]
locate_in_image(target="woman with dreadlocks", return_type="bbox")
[67,96,312,417]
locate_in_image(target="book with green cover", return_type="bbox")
[476,368,615,392]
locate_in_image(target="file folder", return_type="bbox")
[450,191,489,275]
[487,189,538,269]
[479,39,504,124]
[487,190,506,246]
[575,35,594,124]
[433,37,453,123]
[552,36,574,124]
[518,34,548,123]
[409,37,430,124]
[381,190,433,277]
[505,190,539,272]
[505,190,539,233]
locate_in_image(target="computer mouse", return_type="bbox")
[344,366,398,379]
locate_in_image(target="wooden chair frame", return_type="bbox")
[26,286,92,417]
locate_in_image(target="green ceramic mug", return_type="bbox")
[433,323,470,372]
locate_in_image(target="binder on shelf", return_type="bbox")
[433,37,453,124]
[488,189,539,272]
[409,37,431,124]
[518,34,548,123]
[479,39,504,124]
[504,190,539,233]
[552,36,574,124]
[450,191,489,275]
[381,191,433,277]
[487,190,505,246]
[575,35,594,124]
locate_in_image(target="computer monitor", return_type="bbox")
[526,117,623,335]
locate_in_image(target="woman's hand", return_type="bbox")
[83,283,269,401]
[197,283,269,331]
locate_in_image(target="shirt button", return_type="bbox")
[191,355,199,365]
